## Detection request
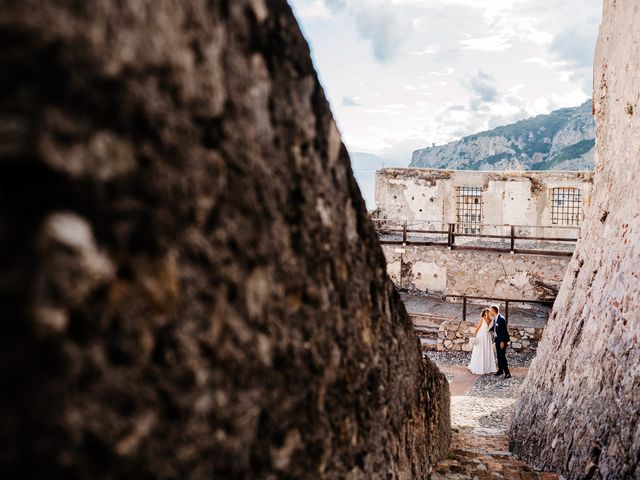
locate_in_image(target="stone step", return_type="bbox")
[415,326,439,335]
[409,312,452,328]
[429,365,561,480]
[420,337,438,350]
[415,322,443,351]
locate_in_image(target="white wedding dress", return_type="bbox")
[468,319,497,374]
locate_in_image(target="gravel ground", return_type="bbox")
[451,396,517,436]
[442,371,456,382]
[425,349,537,368]
[469,372,526,397]
[402,292,551,328]
[451,371,527,436]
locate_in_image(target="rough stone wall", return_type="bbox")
[0,1,450,478]
[383,245,567,300]
[437,321,542,353]
[510,2,640,478]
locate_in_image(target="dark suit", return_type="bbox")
[493,313,510,375]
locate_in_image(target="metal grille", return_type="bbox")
[456,187,482,233]
[551,188,582,225]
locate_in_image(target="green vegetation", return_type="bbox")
[455,153,515,170]
[467,107,578,157]
[531,139,595,170]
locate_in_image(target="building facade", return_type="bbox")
[375,168,594,239]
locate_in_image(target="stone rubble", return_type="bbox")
[436,321,543,354]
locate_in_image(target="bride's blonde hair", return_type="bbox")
[481,308,490,319]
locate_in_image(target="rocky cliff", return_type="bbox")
[0,1,450,478]
[410,101,595,171]
[510,1,640,478]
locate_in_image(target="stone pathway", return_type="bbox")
[430,364,561,479]
[427,350,537,369]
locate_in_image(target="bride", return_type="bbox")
[468,308,498,375]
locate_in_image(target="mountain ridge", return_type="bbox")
[410,100,595,171]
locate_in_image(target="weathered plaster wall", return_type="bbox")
[510,2,640,478]
[383,245,568,300]
[0,1,451,478]
[375,169,593,238]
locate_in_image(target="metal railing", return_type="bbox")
[445,294,555,323]
[372,219,579,256]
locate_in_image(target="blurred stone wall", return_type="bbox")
[0,1,451,478]
[510,1,640,478]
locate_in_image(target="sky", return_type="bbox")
[289,0,603,170]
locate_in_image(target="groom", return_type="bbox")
[491,305,511,379]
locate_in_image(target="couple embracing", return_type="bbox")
[468,305,511,378]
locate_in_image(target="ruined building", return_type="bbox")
[376,169,593,232]
[372,169,594,357]
[374,169,592,300]
[0,1,450,478]
[511,1,640,477]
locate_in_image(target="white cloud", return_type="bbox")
[466,70,499,103]
[362,104,408,115]
[410,45,439,55]
[523,56,566,69]
[342,96,363,106]
[307,0,413,62]
[430,68,455,76]
[292,0,332,19]
[323,0,346,13]
[550,25,598,68]
[459,34,512,52]
[290,0,599,167]
[351,2,413,62]
[342,132,393,153]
